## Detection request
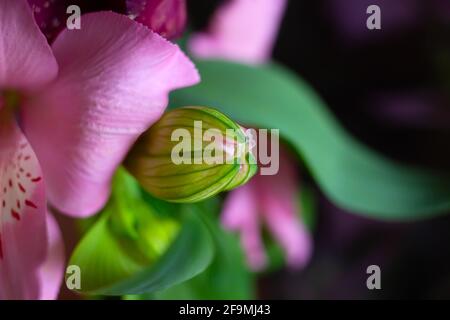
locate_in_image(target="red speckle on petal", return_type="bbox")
[25,200,38,209]
[11,209,20,221]
[1,136,42,230]
[18,183,26,193]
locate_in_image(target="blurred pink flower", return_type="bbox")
[189,0,311,271]
[127,0,187,39]
[189,0,287,64]
[222,150,312,271]
[0,0,199,299]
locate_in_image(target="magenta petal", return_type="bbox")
[27,0,128,42]
[0,0,58,90]
[128,0,187,39]
[38,213,64,300]
[189,0,287,64]
[27,0,72,42]
[22,12,200,217]
[0,119,47,299]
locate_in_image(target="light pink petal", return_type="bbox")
[38,213,65,300]
[0,0,57,90]
[261,195,312,268]
[189,0,287,64]
[0,118,47,299]
[127,0,187,39]
[257,150,312,268]
[222,184,256,230]
[240,220,268,271]
[222,183,267,271]
[22,12,200,217]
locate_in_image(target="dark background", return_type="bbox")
[187,0,450,299]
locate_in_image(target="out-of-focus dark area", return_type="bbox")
[188,0,450,299]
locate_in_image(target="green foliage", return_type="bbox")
[156,201,255,299]
[171,59,450,220]
[68,168,214,295]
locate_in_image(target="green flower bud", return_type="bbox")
[125,106,258,203]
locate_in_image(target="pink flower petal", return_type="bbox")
[222,183,267,271]
[189,0,287,64]
[38,213,65,300]
[222,149,312,271]
[261,197,312,268]
[0,118,47,299]
[0,0,58,90]
[127,0,187,39]
[328,0,422,43]
[22,12,200,217]
[257,150,312,268]
[221,184,257,230]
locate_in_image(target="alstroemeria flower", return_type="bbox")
[126,0,187,39]
[0,0,199,299]
[189,0,312,271]
[189,0,287,64]
[222,150,312,270]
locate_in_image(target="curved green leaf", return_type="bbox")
[156,201,255,300]
[68,170,214,295]
[170,59,450,220]
[101,208,214,295]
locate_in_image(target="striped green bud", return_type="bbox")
[125,106,258,203]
